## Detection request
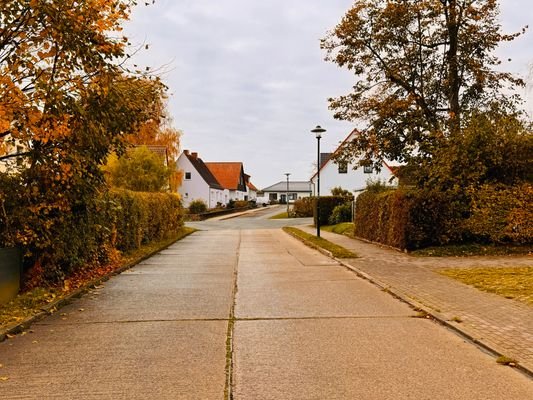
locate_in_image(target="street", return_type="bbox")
[0,209,531,399]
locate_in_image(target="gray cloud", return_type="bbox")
[125,0,532,188]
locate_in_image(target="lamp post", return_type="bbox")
[311,125,326,237]
[285,173,291,217]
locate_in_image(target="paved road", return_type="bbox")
[0,213,531,398]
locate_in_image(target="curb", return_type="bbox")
[0,229,197,342]
[282,229,533,379]
[335,257,533,379]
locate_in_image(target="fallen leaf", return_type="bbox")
[0,377,8,381]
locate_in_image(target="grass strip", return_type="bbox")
[283,227,358,258]
[321,222,355,237]
[438,266,533,305]
[412,243,532,257]
[269,211,290,219]
[0,227,196,331]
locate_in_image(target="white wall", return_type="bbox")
[311,161,396,197]
[177,154,225,208]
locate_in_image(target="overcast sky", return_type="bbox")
[125,0,532,189]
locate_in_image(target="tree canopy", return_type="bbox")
[322,0,527,170]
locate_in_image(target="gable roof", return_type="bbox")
[261,181,312,193]
[183,151,224,190]
[142,145,168,159]
[205,162,246,191]
[310,129,398,180]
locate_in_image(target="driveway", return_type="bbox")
[0,213,531,399]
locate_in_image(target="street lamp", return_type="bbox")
[285,173,291,217]
[311,125,326,237]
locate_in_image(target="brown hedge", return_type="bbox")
[354,185,532,250]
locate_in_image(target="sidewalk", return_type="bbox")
[298,226,533,375]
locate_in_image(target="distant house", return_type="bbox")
[245,174,258,201]
[205,162,248,201]
[260,181,313,204]
[140,145,170,166]
[310,129,398,197]
[177,150,228,208]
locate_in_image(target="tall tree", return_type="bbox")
[322,0,526,168]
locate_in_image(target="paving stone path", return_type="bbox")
[298,226,533,373]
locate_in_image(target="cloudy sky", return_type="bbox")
[125,0,532,189]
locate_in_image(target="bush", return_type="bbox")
[233,200,249,209]
[354,189,464,250]
[464,183,532,244]
[329,202,353,225]
[0,182,183,285]
[111,189,183,252]
[292,198,314,217]
[315,196,353,227]
[188,199,208,214]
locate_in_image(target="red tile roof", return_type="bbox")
[205,162,245,190]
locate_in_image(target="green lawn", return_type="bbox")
[269,211,290,219]
[321,222,355,237]
[438,266,533,305]
[283,227,357,258]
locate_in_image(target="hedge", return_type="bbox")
[314,196,353,227]
[354,184,532,250]
[292,198,314,217]
[354,189,463,250]
[0,182,183,284]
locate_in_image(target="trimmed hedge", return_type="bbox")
[292,198,314,217]
[314,196,353,227]
[0,182,183,284]
[111,189,183,252]
[354,185,532,250]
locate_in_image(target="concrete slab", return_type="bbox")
[38,274,234,323]
[236,275,414,319]
[233,318,533,400]
[0,320,227,400]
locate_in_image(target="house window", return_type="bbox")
[269,193,278,201]
[185,172,191,180]
[338,162,348,174]
[289,193,297,200]
[363,165,373,174]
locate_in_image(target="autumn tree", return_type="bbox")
[322,0,527,172]
[124,80,183,191]
[0,0,166,283]
[104,146,170,192]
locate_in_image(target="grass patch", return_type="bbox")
[321,222,355,237]
[438,266,533,305]
[411,243,532,257]
[283,227,358,258]
[496,356,517,366]
[0,227,196,332]
[269,211,290,219]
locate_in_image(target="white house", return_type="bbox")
[310,129,398,197]
[260,181,313,204]
[245,174,258,201]
[177,150,228,208]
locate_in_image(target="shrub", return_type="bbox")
[354,189,464,250]
[292,198,314,217]
[464,183,532,244]
[188,199,208,214]
[233,200,249,209]
[329,202,353,225]
[315,196,353,227]
[111,189,183,252]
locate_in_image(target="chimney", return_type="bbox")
[191,152,198,159]
[183,150,190,155]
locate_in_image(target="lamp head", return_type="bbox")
[311,125,326,139]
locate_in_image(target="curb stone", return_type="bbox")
[0,229,197,342]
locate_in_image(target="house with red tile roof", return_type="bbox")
[205,162,248,201]
[177,150,257,208]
